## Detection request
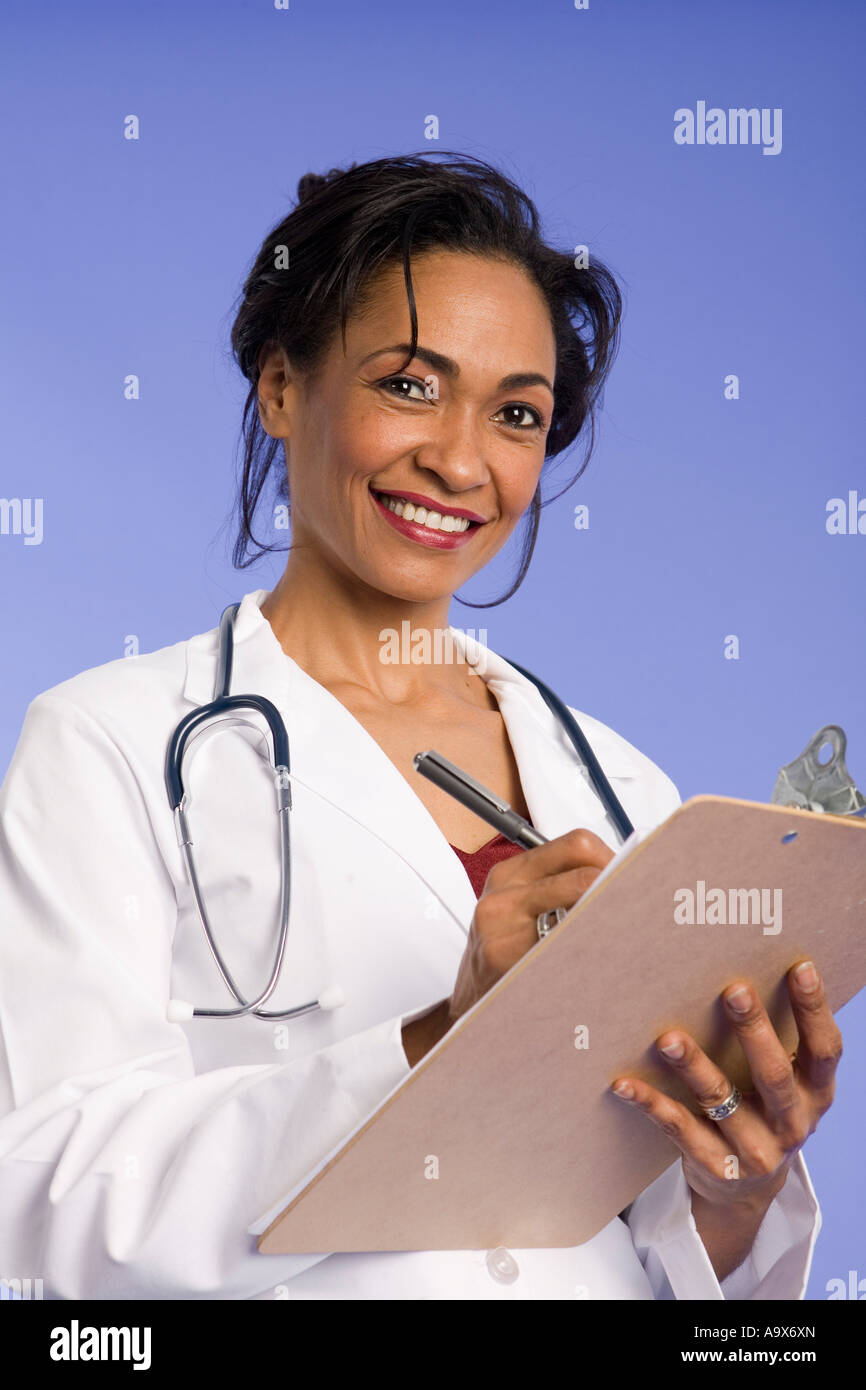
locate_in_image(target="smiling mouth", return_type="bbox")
[371,489,480,534]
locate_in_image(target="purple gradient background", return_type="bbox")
[1,0,863,1299]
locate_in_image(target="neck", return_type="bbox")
[259,550,481,703]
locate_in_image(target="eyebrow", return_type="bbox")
[360,343,555,396]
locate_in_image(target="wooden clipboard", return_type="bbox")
[257,796,866,1254]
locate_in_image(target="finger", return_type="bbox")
[787,960,843,1094]
[469,891,539,966]
[516,865,606,920]
[653,1030,759,1145]
[472,868,602,956]
[609,1074,725,1173]
[722,980,799,1118]
[499,827,614,886]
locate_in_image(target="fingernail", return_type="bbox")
[612,1081,634,1100]
[794,960,819,992]
[659,1039,685,1059]
[725,985,752,1013]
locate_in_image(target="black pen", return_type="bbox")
[413,749,548,849]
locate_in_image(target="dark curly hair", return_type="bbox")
[228,150,623,606]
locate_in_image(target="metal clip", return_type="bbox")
[771,724,866,816]
[274,764,292,812]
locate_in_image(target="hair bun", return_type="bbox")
[296,166,349,205]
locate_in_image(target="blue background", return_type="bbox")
[1,0,863,1298]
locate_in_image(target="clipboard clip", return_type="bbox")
[772,725,866,817]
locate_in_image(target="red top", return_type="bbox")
[449,832,526,898]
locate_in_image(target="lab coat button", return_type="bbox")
[486,1247,519,1284]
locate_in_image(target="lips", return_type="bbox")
[372,488,486,524]
[369,486,483,550]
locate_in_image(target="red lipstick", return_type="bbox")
[369,487,484,551]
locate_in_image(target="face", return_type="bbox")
[257,249,557,605]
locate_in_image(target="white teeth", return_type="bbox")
[376,492,472,533]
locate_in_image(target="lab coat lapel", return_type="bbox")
[180,592,640,942]
[181,592,478,938]
[450,628,641,848]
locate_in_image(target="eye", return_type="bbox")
[495,403,546,431]
[378,374,431,402]
[378,375,547,431]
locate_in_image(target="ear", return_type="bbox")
[257,343,296,439]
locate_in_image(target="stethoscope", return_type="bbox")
[164,603,634,1023]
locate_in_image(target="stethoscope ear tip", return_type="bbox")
[317,985,346,1011]
[167,999,196,1023]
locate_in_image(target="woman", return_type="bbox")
[0,153,838,1300]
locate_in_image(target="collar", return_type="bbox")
[179,590,640,935]
[181,590,639,777]
[441,625,640,778]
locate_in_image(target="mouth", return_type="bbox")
[369,486,485,550]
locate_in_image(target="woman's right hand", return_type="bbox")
[401,828,615,1066]
[449,826,615,1023]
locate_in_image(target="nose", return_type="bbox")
[410,410,494,498]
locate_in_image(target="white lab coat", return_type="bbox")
[0,588,820,1300]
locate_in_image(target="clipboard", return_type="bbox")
[257,795,866,1254]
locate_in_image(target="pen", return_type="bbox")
[413,749,548,849]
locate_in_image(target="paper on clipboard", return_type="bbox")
[255,796,866,1254]
[248,820,650,1239]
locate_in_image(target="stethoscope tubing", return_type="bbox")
[503,657,635,844]
[164,604,634,1021]
[165,604,308,1020]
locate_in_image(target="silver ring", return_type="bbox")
[700,1085,742,1122]
[536,907,567,940]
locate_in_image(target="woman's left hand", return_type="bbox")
[610,959,842,1212]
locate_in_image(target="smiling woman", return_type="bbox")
[229,152,621,597]
[227,154,625,863]
[256,250,558,599]
[0,150,833,1302]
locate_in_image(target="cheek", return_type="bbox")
[326,403,400,479]
[496,464,542,521]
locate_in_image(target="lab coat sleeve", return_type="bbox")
[625,1151,821,1299]
[0,693,418,1300]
